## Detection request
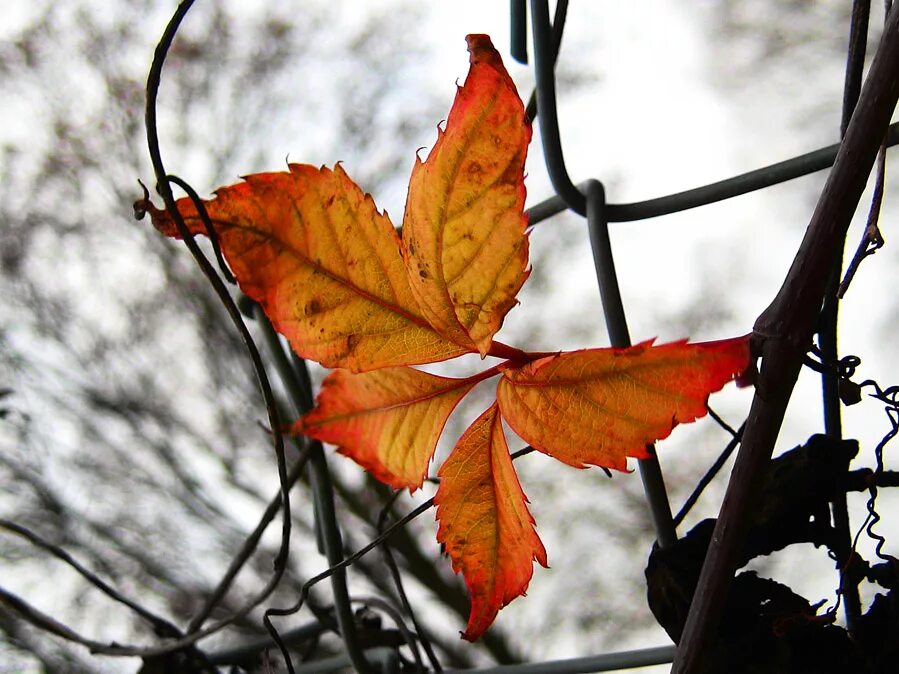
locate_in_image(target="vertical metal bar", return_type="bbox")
[510,0,528,64]
[821,0,871,633]
[529,0,586,215]
[524,0,568,125]
[307,443,375,674]
[584,180,678,549]
[253,306,374,674]
[840,0,872,139]
[529,4,678,550]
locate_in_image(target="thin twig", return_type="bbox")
[166,174,236,284]
[377,494,440,673]
[838,142,887,297]
[186,450,310,632]
[817,0,871,635]
[265,498,436,619]
[706,406,739,439]
[852,380,899,562]
[672,422,745,528]
[0,520,181,637]
[0,587,122,653]
[251,306,373,674]
[352,596,424,672]
[264,497,436,673]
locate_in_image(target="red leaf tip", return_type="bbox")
[465,34,503,69]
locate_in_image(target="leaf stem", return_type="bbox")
[465,363,507,385]
[487,340,555,364]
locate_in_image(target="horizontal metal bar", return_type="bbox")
[291,646,399,674]
[444,645,676,674]
[526,120,899,225]
[208,620,326,666]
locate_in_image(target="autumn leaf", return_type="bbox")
[497,336,751,471]
[143,164,471,372]
[139,32,756,641]
[435,402,547,641]
[296,366,481,490]
[402,34,530,357]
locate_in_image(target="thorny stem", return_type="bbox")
[673,7,899,672]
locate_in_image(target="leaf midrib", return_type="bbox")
[208,215,437,333]
[303,376,475,428]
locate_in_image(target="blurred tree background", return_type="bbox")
[2,1,896,672]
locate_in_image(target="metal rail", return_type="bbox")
[526,121,899,225]
[584,180,678,549]
[443,646,676,674]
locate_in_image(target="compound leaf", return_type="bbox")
[497,336,751,470]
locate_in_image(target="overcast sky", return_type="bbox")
[2,1,897,671]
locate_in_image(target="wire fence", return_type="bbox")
[2,0,898,672]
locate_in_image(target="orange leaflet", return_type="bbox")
[435,402,547,641]
[497,336,751,471]
[142,164,470,372]
[295,366,480,490]
[403,34,530,357]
